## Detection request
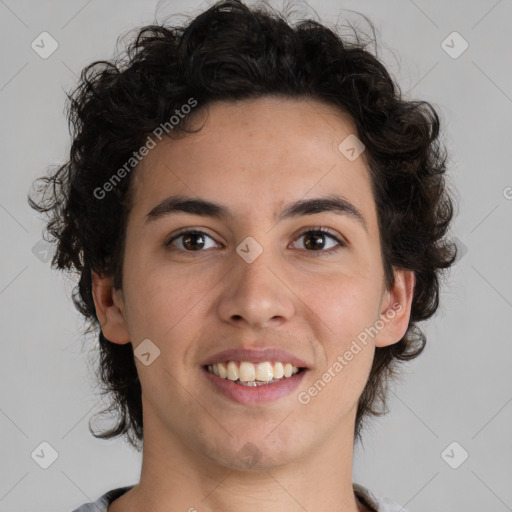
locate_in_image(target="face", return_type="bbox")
[94,96,413,471]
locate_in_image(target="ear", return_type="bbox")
[375,269,415,348]
[91,271,131,344]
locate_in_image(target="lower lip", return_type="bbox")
[202,367,307,405]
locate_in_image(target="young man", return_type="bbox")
[30,1,456,511]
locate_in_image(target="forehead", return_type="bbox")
[130,96,376,229]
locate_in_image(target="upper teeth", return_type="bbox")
[207,361,300,383]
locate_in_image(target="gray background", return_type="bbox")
[1,0,511,511]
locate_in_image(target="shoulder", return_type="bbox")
[71,485,135,512]
[354,482,409,512]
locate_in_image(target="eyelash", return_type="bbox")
[165,226,346,256]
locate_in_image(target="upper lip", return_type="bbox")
[201,348,309,369]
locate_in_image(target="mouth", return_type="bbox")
[201,348,309,404]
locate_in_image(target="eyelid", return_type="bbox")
[164,228,219,247]
[293,225,345,243]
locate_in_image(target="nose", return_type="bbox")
[216,245,295,330]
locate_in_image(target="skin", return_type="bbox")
[92,96,414,512]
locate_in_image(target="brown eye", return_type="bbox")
[292,228,345,254]
[166,230,218,252]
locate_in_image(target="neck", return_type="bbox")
[110,406,365,512]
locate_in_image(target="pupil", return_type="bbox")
[305,233,324,250]
[184,233,205,250]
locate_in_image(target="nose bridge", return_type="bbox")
[217,238,295,328]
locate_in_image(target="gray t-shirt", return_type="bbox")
[71,483,408,511]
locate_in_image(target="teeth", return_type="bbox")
[218,362,227,378]
[206,361,301,384]
[255,361,273,381]
[273,361,284,379]
[239,361,256,382]
[227,361,238,381]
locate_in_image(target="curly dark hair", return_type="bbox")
[28,0,457,450]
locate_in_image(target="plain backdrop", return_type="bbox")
[1,1,511,511]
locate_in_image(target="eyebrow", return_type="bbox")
[145,193,368,232]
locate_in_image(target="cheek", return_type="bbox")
[297,268,381,346]
[121,258,216,349]
[294,269,379,403]
[297,280,377,414]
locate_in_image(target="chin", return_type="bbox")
[204,436,300,472]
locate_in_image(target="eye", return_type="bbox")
[165,229,219,252]
[291,227,345,254]
[165,227,345,255]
